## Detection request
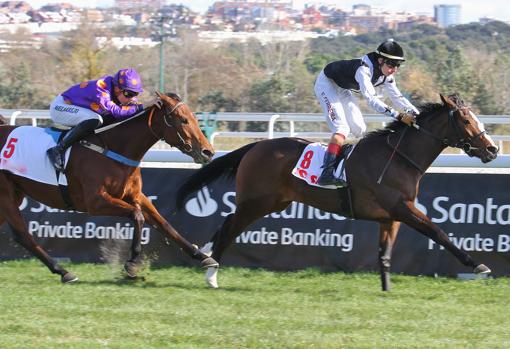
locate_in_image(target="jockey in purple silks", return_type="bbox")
[47,68,144,172]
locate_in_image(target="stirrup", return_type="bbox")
[317,172,347,188]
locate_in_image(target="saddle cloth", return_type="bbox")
[0,126,70,186]
[291,142,355,189]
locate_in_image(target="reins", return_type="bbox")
[377,127,409,184]
[414,107,486,152]
[83,98,192,167]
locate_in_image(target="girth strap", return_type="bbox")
[54,171,75,210]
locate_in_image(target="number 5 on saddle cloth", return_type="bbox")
[0,126,72,186]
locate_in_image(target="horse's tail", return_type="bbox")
[176,142,257,210]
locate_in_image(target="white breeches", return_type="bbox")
[314,70,366,138]
[49,95,103,127]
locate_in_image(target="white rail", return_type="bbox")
[2,109,510,167]
[142,149,510,169]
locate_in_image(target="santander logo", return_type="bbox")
[185,186,218,217]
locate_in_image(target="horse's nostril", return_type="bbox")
[487,146,499,154]
[202,149,214,158]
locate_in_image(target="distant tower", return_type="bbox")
[115,0,163,9]
[434,4,461,27]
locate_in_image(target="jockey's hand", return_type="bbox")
[397,112,415,126]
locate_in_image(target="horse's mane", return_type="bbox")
[165,92,182,101]
[363,93,465,140]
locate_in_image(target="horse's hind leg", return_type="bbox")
[378,220,401,291]
[0,175,77,283]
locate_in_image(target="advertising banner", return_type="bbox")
[1,168,508,276]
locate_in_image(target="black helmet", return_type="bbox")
[376,39,405,61]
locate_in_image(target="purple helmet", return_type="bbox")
[113,68,143,93]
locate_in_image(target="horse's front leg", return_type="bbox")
[392,200,490,274]
[138,195,218,268]
[378,220,401,291]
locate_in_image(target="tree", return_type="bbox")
[0,61,46,109]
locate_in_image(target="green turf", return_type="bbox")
[0,259,508,349]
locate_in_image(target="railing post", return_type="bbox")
[198,112,217,141]
[9,111,22,125]
[268,114,280,139]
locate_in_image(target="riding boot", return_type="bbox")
[47,119,101,172]
[317,151,347,187]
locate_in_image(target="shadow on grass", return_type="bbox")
[75,276,256,292]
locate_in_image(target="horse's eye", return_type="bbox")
[180,118,189,125]
[463,119,470,125]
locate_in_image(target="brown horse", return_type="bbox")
[0,92,218,283]
[176,94,499,291]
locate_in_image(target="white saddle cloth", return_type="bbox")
[0,126,70,186]
[291,142,355,189]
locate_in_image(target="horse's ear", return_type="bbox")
[440,94,455,108]
[155,91,163,98]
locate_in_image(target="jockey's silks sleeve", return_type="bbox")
[382,79,419,114]
[61,76,143,120]
[355,66,393,115]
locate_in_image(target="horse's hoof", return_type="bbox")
[201,257,219,268]
[205,266,219,288]
[61,272,79,284]
[124,261,139,278]
[474,264,491,274]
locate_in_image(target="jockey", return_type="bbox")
[314,39,419,187]
[47,68,144,172]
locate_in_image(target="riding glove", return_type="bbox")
[397,112,415,126]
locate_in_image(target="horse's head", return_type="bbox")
[438,93,498,163]
[151,92,214,164]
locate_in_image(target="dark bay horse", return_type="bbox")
[177,94,499,291]
[0,92,218,283]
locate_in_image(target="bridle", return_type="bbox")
[413,106,486,153]
[379,105,486,182]
[148,100,193,153]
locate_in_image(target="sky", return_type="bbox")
[23,0,510,24]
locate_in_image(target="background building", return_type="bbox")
[115,0,163,9]
[434,4,461,27]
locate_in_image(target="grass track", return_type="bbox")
[0,260,509,349]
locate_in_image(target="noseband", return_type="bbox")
[414,107,485,153]
[148,101,193,153]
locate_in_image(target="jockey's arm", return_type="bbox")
[96,86,143,120]
[102,99,143,120]
[355,66,399,119]
[382,79,419,115]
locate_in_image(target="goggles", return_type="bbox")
[122,90,139,98]
[385,59,401,68]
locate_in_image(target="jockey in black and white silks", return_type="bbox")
[314,39,419,187]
